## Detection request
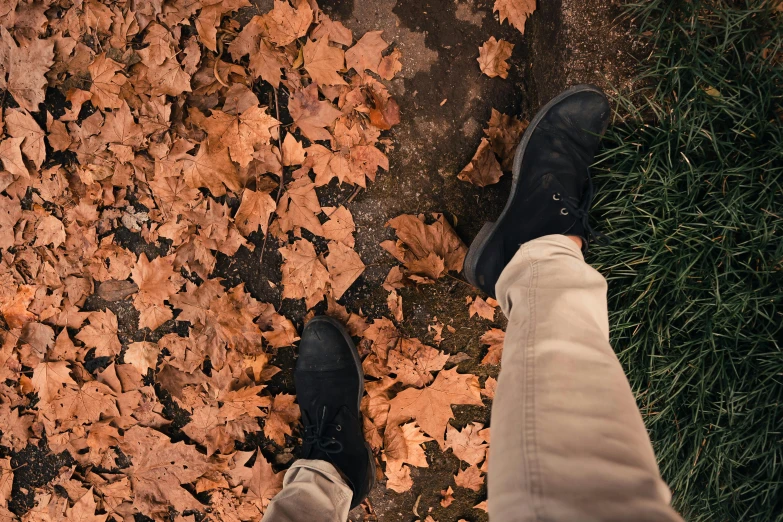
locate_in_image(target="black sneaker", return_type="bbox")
[294,316,375,509]
[464,84,611,297]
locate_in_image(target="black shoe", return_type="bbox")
[464,84,611,297]
[294,316,375,509]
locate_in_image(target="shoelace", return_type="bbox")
[555,168,609,246]
[303,405,344,455]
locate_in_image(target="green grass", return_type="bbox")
[590,1,783,521]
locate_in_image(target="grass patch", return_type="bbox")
[590,1,783,521]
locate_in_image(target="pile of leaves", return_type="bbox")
[0,0,534,520]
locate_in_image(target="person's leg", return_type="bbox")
[264,460,352,521]
[489,235,682,522]
[264,316,375,522]
[464,86,681,521]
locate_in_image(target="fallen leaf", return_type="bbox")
[303,37,347,87]
[183,140,241,197]
[31,361,76,404]
[263,0,313,47]
[281,134,306,166]
[468,296,497,321]
[76,310,122,357]
[494,0,537,35]
[1,28,54,111]
[33,215,66,248]
[481,376,497,398]
[289,84,342,142]
[124,342,160,375]
[458,137,503,187]
[474,500,489,512]
[276,177,324,236]
[383,457,413,493]
[440,485,454,508]
[235,189,276,237]
[477,37,514,79]
[387,290,403,322]
[385,213,468,275]
[325,241,365,300]
[454,464,484,492]
[445,422,489,466]
[485,108,528,170]
[322,206,356,247]
[378,48,403,80]
[279,239,330,309]
[264,393,300,445]
[384,421,432,467]
[5,109,46,168]
[88,53,127,109]
[345,30,388,74]
[481,328,505,365]
[65,489,107,522]
[0,137,28,179]
[388,368,483,448]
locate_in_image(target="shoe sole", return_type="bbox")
[463,84,607,297]
[305,315,377,506]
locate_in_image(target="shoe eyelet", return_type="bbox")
[560,208,569,216]
[552,193,561,201]
[335,425,342,431]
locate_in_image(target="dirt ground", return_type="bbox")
[6,0,639,520]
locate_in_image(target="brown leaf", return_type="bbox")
[289,84,342,142]
[0,458,12,507]
[481,376,497,398]
[257,303,299,349]
[279,238,330,309]
[454,464,484,491]
[65,489,107,522]
[384,421,432,467]
[5,108,46,168]
[131,253,180,306]
[480,328,505,365]
[204,106,280,167]
[264,393,300,445]
[33,215,66,248]
[311,15,353,46]
[1,28,54,111]
[345,30,388,74]
[124,341,160,375]
[383,457,413,493]
[276,177,324,236]
[378,48,403,80]
[385,213,468,275]
[281,133,306,166]
[263,0,313,47]
[387,338,448,388]
[0,137,28,179]
[388,368,483,448]
[387,290,403,322]
[249,39,285,88]
[458,137,503,187]
[325,241,365,300]
[303,37,347,87]
[485,108,528,170]
[440,485,454,508]
[76,310,122,357]
[31,360,76,404]
[183,140,241,197]
[96,280,139,301]
[235,189,276,237]
[322,206,356,247]
[477,37,514,79]
[474,500,489,512]
[445,422,489,466]
[88,53,127,110]
[468,296,497,321]
[494,0,537,35]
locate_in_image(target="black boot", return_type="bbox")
[464,84,611,297]
[293,316,375,509]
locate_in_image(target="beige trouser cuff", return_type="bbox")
[263,459,352,521]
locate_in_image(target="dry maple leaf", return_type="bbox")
[276,177,324,236]
[235,189,276,237]
[263,0,313,46]
[384,213,468,275]
[386,338,449,388]
[0,458,12,508]
[383,421,432,467]
[458,137,504,187]
[445,422,489,466]
[119,426,212,517]
[256,303,299,348]
[289,83,342,142]
[264,393,300,445]
[230,450,284,505]
[440,485,455,508]
[477,37,514,79]
[88,53,127,110]
[279,238,330,309]
[131,253,180,305]
[322,206,356,247]
[303,37,347,87]
[474,500,489,512]
[481,328,505,365]
[325,241,365,300]
[494,0,537,35]
[31,360,76,405]
[387,290,403,322]
[249,39,286,88]
[387,367,483,448]
[0,137,28,179]
[203,106,280,167]
[66,489,107,522]
[481,376,497,398]
[454,464,484,491]
[0,195,21,250]
[5,108,46,169]
[183,140,241,197]
[311,15,353,46]
[282,133,306,166]
[383,456,413,493]
[124,341,160,375]
[345,30,388,74]
[468,296,497,321]
[379,48,403,80]
[76,310,122,357]
[485,108,528,170]
[33,215,66,248]
[0,28,54,111]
